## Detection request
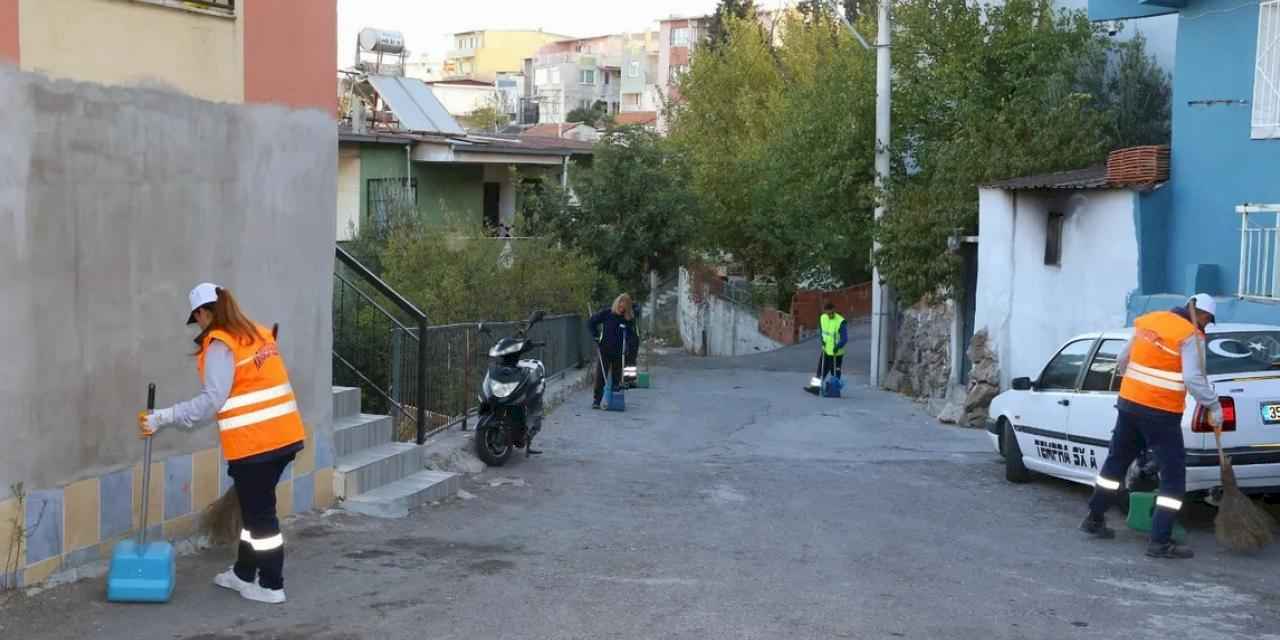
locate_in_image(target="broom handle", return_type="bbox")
[1188,303,1227,468]
[139,383,156,546]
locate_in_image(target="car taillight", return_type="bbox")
[1192,396,1236,433]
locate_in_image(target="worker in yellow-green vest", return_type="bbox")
[805,303,847,394]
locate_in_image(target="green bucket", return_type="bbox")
[635,371,651,388]
[1126,491,1188,543]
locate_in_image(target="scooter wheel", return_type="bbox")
[475,424,514,467]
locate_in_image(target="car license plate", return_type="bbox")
[1262,403,1280,425]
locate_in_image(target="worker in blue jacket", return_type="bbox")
[589,293,639,409]
[806,303,847,394]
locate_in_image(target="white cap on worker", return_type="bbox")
[187,282,220,324]
[1189,293,1217,322]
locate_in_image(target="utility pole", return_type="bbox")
[834,0,894,387]
[868,0,894,388]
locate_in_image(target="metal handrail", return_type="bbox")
[335,246,430,444]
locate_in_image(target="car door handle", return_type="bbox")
[1058,399,1070,407]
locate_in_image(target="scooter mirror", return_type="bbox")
[528,310,546,325]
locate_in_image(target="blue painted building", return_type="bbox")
[1091,0,1280,322]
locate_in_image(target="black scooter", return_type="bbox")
[474,310,548,466]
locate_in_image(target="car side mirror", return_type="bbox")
[1011,377,1033,391]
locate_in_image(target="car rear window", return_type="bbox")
[1206,331,1280,375]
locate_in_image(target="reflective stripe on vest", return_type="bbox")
[198,325,306,461]
[1119,311,1197,414]
[820,313,846,357]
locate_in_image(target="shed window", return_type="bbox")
[1044,212,1064,266]
[1253,0,1280,138]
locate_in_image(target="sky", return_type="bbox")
[338,0,1178,70]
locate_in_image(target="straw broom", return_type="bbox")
[1190,302,1275,552]
[201,322,278,546]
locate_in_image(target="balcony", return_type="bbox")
[1237,204,1280,300]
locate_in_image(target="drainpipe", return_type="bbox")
[405,144,412,185]
[561,154,569,190]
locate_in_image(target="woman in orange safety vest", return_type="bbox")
[137,283,305,604]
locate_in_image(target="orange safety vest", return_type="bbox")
[197,325,306,462]
[1119,311,1198,414]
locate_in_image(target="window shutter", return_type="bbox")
[1253,0,1280,139]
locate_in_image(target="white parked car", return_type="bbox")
[987,323,1280,500]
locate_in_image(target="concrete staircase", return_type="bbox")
[330,387,460,518]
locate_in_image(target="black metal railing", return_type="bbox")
[421,315,592,430]
[334,246,429,444]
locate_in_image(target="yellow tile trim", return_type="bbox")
[0,495,25,580]
[23,556,61,587]
[63,478,101,553]
[275,480,294,518]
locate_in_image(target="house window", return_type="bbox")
[1253,0,1280,138]
[671,27,691,46]
[1044,211,1064,266]
[551,68,561,84]
[629,61,641,78]
[580,69,596,85]
[367,178,417,234]
[669,64,689,82]
[535,68,548,85]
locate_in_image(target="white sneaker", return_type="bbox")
[213,568,254,593]
[239,581,287,604]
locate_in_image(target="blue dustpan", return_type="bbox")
[605,382,626,412]
[822,376,844,398]
[108,384,176,603]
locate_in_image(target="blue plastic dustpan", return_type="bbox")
[605,383,626,412]
[108,384,176,603]
[822,376,844,398]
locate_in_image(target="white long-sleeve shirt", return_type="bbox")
[1116,332,1220,411]
[150,340,234,430]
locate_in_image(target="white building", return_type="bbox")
[425,79,500,119]
[975,166,1147,387]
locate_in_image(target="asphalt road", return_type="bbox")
[5,326,1280,639]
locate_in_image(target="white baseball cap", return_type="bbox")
[1189,293,1217,323]
[187,282,220,324]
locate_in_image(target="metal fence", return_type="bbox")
[415,315,593,430]
[1236,204,1280,301]
[334,246,594,442]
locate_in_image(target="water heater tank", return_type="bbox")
[359,28,405,54]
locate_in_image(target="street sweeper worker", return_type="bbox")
[806,303,848,393]
[137,283,305,603]
[589,293,639,409]
[1079,293,1221,559]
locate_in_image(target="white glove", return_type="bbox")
[1206,403,1223,428]
[141,407,175,434]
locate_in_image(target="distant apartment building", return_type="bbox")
[620,32,661,114]
[531,33,661,124]
[405,53,444,82]
[657,15,709,130]
[445,29,573,82]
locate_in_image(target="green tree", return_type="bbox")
[706,0,756,51]
[566,100,610,127]
[521,126,699,300]
[876,0,1127,303]
[672,12,877,304]
[1107,33,1172,148]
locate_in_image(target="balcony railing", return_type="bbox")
[1236,204,1280,300]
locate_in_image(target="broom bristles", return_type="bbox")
[202,486,242,546]
[1215,456,1275,553]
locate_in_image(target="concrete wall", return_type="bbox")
[243,0,337,114]
[975,188,1139,387]
[677,268,784,357]
[0,68,335,502]
[17,0,246,103]
[416,163,484,225]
